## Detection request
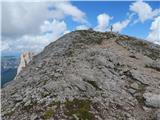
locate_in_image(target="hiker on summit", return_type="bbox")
[110,25,113,32]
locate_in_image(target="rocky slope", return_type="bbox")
[1,30,160,120]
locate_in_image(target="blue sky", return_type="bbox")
[69,1,159,38]
[1,0,160,56]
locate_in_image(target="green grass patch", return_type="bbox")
[43,108,54,119]
[64,99,94,120]
[48,101,60,108]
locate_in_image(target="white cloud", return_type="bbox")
[1,41,9,51]
[40,19,67,41]
[1,1,87,53]
[130,0,160,22]
[76,25,89,30]
[52,1,87,23]
[95,13,112,32]
[112,19,130,32]
[1,35,46,53]
[1,20,68,53]
[63,30,70,35]
[40,19,67,34]
[2,2,50,37]
[147,16,160,45]
[2,1,86,37]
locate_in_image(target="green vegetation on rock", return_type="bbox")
[43,108,54,119]
[64,98,94,120]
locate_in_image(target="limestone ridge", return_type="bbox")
[2,30,160,120]
[17,52,34,75]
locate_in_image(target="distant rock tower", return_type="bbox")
[17,52,34,75]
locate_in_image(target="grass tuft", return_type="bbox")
[43,108,54,119]
[64,99,94,120]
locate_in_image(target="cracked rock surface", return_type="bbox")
[2,30,160,120]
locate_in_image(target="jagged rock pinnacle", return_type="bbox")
[17,51,34,75]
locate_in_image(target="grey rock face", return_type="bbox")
[146,60,160,72]
[2,30,160,120]
[11,94,23,102]
[143,93,160,108]
[130,83,139,90]
[30,113,38,120]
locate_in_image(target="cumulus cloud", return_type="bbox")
[52,1,87,23]
[95,13,112,32]
[1,1,86,53]
[40,19,67,34]
[1,41,9,51]
[130,0,160,22]
[2,1,86,37]
[40,19,68,41]
[76,25,89,30]
[2,2,50,37]
[112,19,130,32]
[147,16,160,45]
[1,20,68,53]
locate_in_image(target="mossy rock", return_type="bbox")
[135,84,146,108]
[4,111,14,117]
[22,101,37,112]
[83,77,101,90]
[48,101,60,108]
[136,84,145,93]
[86,80,101,90]
[65,47,75,57]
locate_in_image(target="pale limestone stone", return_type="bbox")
[17,51,34,75]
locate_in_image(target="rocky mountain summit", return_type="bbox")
[1,30,160,120]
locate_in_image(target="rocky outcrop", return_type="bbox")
[2,30,160,120]
[17,52,34,75]
[143,93,160,108]
[145,60,160,72]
